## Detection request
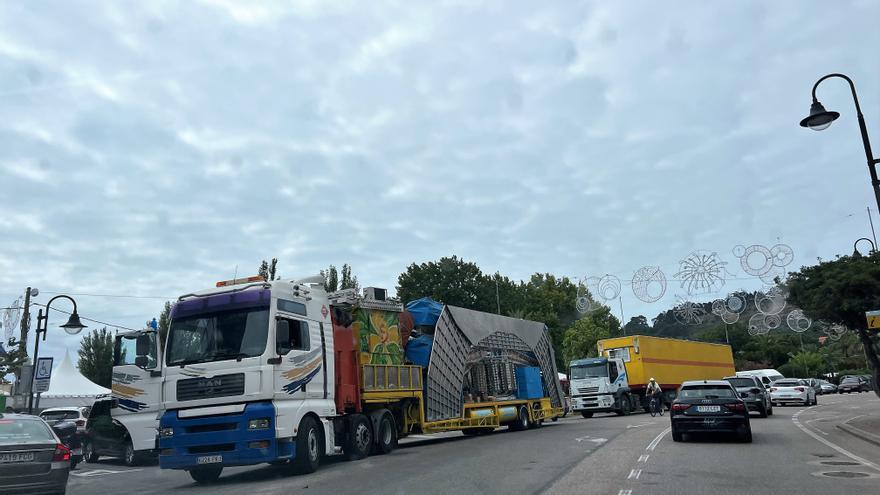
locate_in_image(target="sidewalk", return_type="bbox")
[837,412,880,447]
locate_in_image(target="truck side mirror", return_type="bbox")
[136,333,151,356]
[276,320,291,355]
[135,355,149,368]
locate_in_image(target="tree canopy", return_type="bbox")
[77,327,114,388]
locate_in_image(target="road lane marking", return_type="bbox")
[646,427,670,451]
[627,422,654,429]
[627,468,642,480]
[574,435,608,444]
[618,490,632,495]
[638,454,649,463]
[792,408,880,473]
[71,469,143,478]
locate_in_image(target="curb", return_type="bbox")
[836,418,880,448]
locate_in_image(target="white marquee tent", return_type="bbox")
[36,350,110,409]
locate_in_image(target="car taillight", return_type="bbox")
[53,444,71,462]
[671,403,691,412]
[727,402,746,412]
[795,387,805,392]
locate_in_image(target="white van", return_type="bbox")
[736,369,785,388]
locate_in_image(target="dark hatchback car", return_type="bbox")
[723,375,772,417]
[671,380,752,443]
[838,376,869,393]
[0,413,71,495]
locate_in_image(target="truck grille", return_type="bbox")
[578,386,599,395]
[177,373,245,402]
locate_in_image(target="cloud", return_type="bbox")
[0,0,878,365]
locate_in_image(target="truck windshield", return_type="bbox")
[166,308,270,366]
[570,363,608,379]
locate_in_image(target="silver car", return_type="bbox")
[0,413,71,495]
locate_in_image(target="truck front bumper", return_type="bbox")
[158,401,294,470]
[571,394,615,411]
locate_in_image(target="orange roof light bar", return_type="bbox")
[216,275,267,287]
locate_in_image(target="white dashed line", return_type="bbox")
[792,408,880,473]
[646,427,671,451]
[627,468,642,480]
[638,454,650,463]
[618,490,633,495]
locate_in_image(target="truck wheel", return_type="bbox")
[123,440,139,467]
[511,407,529,431]
[83,441,99,463]
[343,414,372,461]
[581,411,593,418]
[292,416,322,474]
[615,396,631,416]
[374,412,396,455]
[189,466,223,484]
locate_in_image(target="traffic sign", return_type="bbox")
[866,310,880,329]
[33,357,53,393]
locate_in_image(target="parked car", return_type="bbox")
[39,406,90,434]
[670,380,752,443]
[838,376,869,393]
[0,413,71,494]
[724,375,772,417]
[858,375,874,391]
[735,369,784,389]
[818,380,837,394]
[50,420,83,469]
[82,398,144,466]
[805,378,823,396]
[770,378,817,406]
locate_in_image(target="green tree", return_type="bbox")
[321,265,339,292]
[340,264,359,291]
[623,315,651,335]
[77,327,114,388]
[0,337,29,383]
[562,306,621,364]
[258,258,279,281]
[397,256,491,310]
[779,351,826,378]
[157,301,171,352]
[786,252,880,398]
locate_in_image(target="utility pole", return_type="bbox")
[868,207,877,249]
[18,287,33,363]
[495,279,501,315]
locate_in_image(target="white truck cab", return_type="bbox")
[110,328,164,456]
[569,357,635,417]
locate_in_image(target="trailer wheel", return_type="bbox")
[510,407,529,431]
[292,416,322,474]
[343,414,372,461]
[374,412,396,455]
[528,403,542,429]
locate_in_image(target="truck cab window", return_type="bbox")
[278,318,310,352]
[608,363,619,382]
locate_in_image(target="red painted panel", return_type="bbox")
[332,308,361,413]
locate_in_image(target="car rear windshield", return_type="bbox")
[726,378,757,388]
[841,378,859,383]
[773,380,800,386]
[679,386,735,398]
[0,419,56,444]
[40,411,80,421]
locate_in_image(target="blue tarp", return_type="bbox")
[405,297,444,327]
[405,334,433,368]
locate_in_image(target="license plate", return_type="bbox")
[197,455,222,465]
[696,405,720,413]
[0,452,35,463]
[72,448,82,456]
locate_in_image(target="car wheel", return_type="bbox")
[758,403,768,418]
[740,427,753,443]
[123,441,138,467]
[292,416,322,474]
[189,466,223,484]
[342,414,372,461]
[374,412,397,454]
[672,428,683,442]
[70,459,79,470]
[83,441,99,463]
[581,411,593,419]
[767,404,773,416]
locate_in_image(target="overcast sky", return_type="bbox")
[1,0,879,368]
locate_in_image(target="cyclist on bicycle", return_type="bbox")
[647,378,663,412]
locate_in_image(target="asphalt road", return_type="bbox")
[68,393,879,495]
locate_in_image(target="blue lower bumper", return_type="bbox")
[159,401,294,470]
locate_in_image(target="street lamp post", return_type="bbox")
[27,295,87,414]
[853,237,876,256]
[800,73,880,215]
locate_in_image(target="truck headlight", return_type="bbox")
[248,418,271,430]
[159,427,174,438]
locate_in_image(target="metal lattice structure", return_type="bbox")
[424,306,565,422]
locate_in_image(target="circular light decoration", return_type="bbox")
[764,314,781,330]
[721,310,740,324]
[755,287,786,315]
[725,294,746,314]
[748,313,768,335]
[732,245,746,258]
[738,244,774,276]
[759,265,787,285]
[770,244,794,267]
[575,279,594,314]
[786,310,812,333]
[711,299,726,316]
[631,266,667,303]
[674,298,707,325]
[597,275,622,302]
[675,250,728,295]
